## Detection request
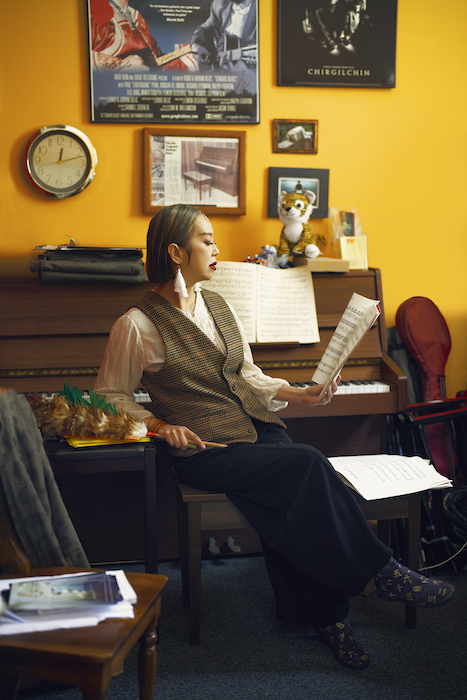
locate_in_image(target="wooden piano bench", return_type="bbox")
[43,438,158,573]
[173,471,422,644]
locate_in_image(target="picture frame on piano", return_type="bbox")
[143,128,246,216]
[267,167,329,218]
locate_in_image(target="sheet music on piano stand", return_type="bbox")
[201,260,320,344]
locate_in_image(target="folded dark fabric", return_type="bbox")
[35,269,149,284]
[30,247,149,283]
[31,258,146,276]
[0,390,90,568]
[40,247,143,261]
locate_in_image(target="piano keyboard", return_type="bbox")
[31,389,152,404]
[291,381,390,395]
[32,383,389,405]
[195,160,226,171]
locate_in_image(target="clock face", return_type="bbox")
[23,125,97,198]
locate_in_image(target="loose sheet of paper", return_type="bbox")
[328,454,452,500]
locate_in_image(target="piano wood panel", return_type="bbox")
[1,279,154,337]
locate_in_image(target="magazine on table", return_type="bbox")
[0,570,137,636]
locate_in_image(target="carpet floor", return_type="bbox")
[16,556,467,700]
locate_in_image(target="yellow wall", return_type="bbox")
[1,0,466,395]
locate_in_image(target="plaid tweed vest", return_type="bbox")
[134,288,285,457]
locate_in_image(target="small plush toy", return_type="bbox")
[277,187,326,260]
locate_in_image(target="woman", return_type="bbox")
[94,204,454,670]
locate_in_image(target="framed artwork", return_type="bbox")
[272,119,318,154]
[143,128,246,216]
[267,168,329,218]
[277,0,398,89]
[88,0,259,124]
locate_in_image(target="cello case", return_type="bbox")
[395,297,464,570]
[396,296,455,478]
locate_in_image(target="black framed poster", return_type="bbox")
[277,0,398,89]
[88,0,259,123]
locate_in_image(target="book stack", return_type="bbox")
[0,570,137,636]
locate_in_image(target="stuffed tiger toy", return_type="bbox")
[277,189,326,258]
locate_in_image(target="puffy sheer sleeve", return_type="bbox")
[93,309,163,421]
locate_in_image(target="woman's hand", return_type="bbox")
[274,376,341,407]
[302,376,340,406]
[146,417,206,450]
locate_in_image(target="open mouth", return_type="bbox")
[209,263,217,270]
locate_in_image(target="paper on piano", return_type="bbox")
[201,261,320,344]
[328,454,452,501]
[312,292,380,398]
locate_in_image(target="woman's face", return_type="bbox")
[181,214,219,285]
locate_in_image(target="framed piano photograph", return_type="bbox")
[143,128,246,216]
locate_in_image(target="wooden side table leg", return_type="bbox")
[138,611,159,700]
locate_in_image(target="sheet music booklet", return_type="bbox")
[201,261,320,344]
[312,292,381,398]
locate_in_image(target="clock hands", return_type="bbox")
[55,154,84,164]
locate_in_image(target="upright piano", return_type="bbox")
[252,268,407,456]
[194,146,238,196]
[0,268,406,560]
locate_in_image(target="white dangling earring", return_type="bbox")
[174,265,188,298]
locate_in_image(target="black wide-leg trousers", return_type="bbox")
[172,419,392,626]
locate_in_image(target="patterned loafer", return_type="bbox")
[314,619,370,670]
[375,557,455,607]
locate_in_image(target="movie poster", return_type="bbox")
[277,0,398,88]
[88,0,259,123]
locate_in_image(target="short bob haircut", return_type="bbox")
[145,204,204,284]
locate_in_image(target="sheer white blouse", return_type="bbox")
[94,288,289,423]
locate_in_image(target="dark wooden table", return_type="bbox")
[0,571,168,700]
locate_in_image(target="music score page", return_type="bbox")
[312,291,380,397]
[328,454,452,500]
[201,261,320,344]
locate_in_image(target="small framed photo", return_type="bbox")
[143,128,246,216]
[267,167,329,218]
[272,119,318,154]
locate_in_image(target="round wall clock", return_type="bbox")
[23,125,98,198]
